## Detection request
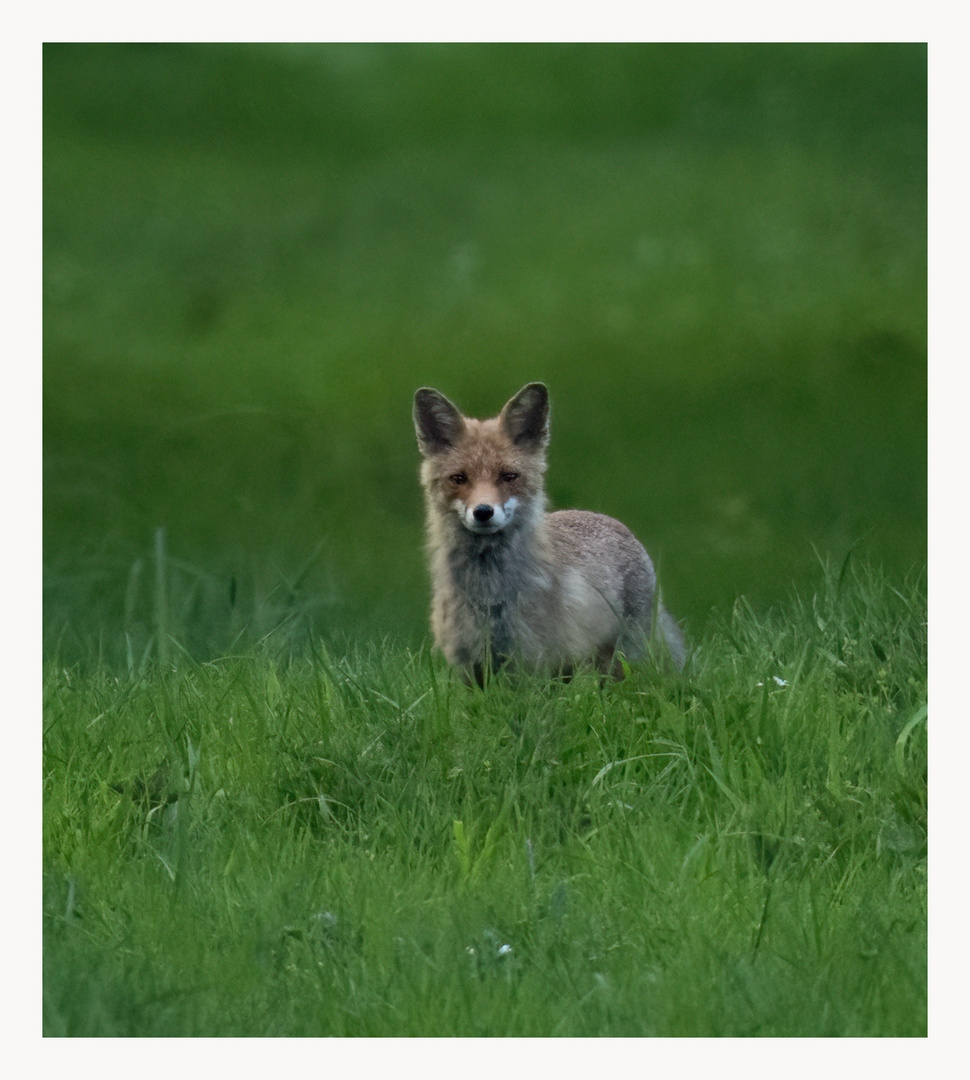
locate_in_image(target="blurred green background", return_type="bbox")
[43,43,926,663]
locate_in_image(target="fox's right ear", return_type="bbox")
[414,388,465,455]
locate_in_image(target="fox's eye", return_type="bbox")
[448,472,468,485]
[500,471,518,483]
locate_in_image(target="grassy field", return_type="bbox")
[42,44,927,1037]
[43,559,926,1037]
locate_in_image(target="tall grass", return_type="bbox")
[43,44,927,1037]
[43,558,926,1036]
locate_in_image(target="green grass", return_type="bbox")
[43,558,926,1037]
[42,44,927,1037]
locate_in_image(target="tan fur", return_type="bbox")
[413,382,685,684]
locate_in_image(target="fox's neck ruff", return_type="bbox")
[441,513,547,664]
[433,500,548,611]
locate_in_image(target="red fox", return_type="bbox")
[413,382,685,684]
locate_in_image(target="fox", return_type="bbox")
[413,381,685,685]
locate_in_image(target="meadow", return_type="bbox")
[43,559,927,1036]
[43,44,926,1037]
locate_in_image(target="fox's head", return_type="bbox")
[414,382,550,536]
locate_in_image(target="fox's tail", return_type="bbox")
[656,607,687,671]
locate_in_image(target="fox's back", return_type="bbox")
[534,509,670,659]
[545,510,656,617]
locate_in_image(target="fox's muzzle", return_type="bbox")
[460,496,518,534]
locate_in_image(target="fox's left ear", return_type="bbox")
[500,383,549,449]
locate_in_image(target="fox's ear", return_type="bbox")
[500,382,549,449]
[414,388,465,455]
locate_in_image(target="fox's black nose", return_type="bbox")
[473,504,494,523]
